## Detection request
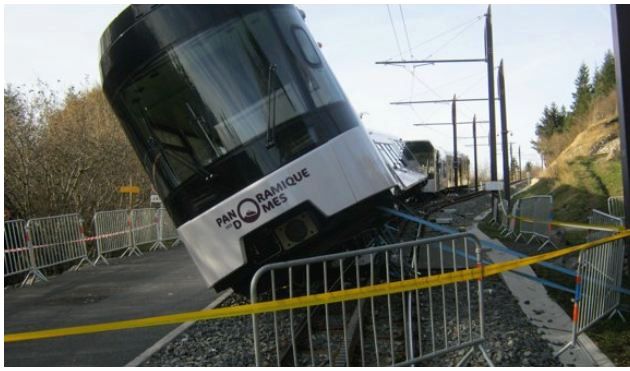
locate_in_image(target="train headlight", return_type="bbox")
[274,212,318,250]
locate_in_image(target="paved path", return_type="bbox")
[469,221,614,367]
[4,246,215,366]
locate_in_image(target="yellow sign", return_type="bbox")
[118,186,140,194]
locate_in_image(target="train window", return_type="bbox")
[116,7,352,197]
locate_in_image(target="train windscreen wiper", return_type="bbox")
[266,63,277,148]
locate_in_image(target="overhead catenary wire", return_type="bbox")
[380,9,489,120]
[386,5,404,60]
[381,7,488,160]
[398,5,414,59]
[386,13,484,62]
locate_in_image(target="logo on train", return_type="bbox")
[216,168,311,230]
[237,198,260,224]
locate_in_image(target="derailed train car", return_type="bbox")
[369,132,427,197]
[406,140,471,191]
[100,4,409,292]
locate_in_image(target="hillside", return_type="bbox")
[517,93,622,224]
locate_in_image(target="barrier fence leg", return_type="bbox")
[607,309,627,322]
[476,244,494,367]
[149,209,168,251]
[554,253,582,358]
[92,216,109,266]
[455,244,494,367]
[150,211,167,252]
[123,214,143,257]
[93,253,109,266]
[21,225,47,287]
[537,238,557,252]
[72,221,93,270]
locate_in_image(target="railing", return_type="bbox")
[93,209,134,265]
[515,195,556,250]
[4,220,30,278]
[250,232,493,367]
[607,196,624,220]
[27,213,91,271]
[555,209,627,356]
[5,207,182,286]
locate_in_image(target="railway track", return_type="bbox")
[278,258,368,366]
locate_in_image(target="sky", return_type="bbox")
[4,4,615,178]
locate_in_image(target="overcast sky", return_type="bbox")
[4,4,615,176]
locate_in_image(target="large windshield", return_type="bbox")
[117,7,346,196]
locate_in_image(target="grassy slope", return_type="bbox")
[517,117,622,227]
[488,96,629,364]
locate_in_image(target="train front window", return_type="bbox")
[118,7,346,195]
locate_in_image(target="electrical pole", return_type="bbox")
[611,4,630,241]
[375,5,499,196]
[485,5,499,216]
[498,59,510,207]
[519,145,522,181]
[509,142,514,182]
[452,95,459,187]
[473,115,479,191]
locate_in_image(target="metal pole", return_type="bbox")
[473,115,479,192]
[452,95,459,187]
[375,58,487,65]
[509,142,514,182]
[519,145,522,181]
[391,98,495,105]
[498,59,511,208]
[485,5,498,218]
[612,5,630,229]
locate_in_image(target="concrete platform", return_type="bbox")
[4,246,215,367]
[469,221,614,367]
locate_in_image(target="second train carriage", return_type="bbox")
[406,140,471,192]
[369,132,427,196]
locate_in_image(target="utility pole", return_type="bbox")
[473,115,479,191]
[452,95,459,187]
[509,142,514,181]
[612,5,630,228]
[485,5,499,216]
[376,5,499,199]
[497,59,510,207]
[519,145,522,181]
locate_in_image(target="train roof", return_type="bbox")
[405,140,435,153]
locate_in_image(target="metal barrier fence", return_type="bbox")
[495,198,509,231]
[26,213,92,280]
[515,195,556,250]
[93,209,135,265]
[250,232,493,367]
[500,200,520,239]
[5,207,181,286]
[607,196,624,220]
[158,208,180,246]
[4,220,31,278]
[556,209,626,356]
[130,208,163,252]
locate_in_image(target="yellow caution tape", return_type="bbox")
[6,229,630,343]
[513,216,624,232]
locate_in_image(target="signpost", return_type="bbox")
[118,184,140,209]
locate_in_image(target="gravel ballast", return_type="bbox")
[142,193,561,366]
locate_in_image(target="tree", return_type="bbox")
[534,102,566,138]
[4,84,151,222]
[593,50,616,98]
[569,63,593,121]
